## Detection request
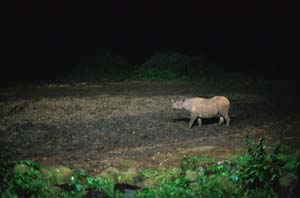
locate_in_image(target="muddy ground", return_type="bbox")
[1,80,300,174]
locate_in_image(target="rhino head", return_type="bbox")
[171,98,185,110]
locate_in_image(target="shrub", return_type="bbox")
[132,53,192,81]
[141,53,192,73]
[0,161,115,198]
[132,67,182,81]
[239,137,285,191]
[137,138,300,198]
[0,160,50,197]
[136,161,241,198]
[58,169,115,197]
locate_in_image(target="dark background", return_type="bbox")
[3,1,297,83]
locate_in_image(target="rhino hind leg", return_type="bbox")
[223,113,230,126]
[189,114,198,128]
[218,116,224,125]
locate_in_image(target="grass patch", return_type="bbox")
[0,162,115,198]
[1,138,300,197]
[136,137,300,198]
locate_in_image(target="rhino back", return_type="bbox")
[184,96,229,116]
[193,96,229,118]
[183,97,206,111]
[216,96,230,106]
[187,99,217,117]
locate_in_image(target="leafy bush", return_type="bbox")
[132,67,183,81]
[0,161,115,198]
[85,176,115,197]
[136,162,241,198]
[58,169,115,198]
[141,53,192,73]
[239,137,285,191]
[136,177,196,198]
[0,160,50,198]
[137,139,300,198]
[132,53,192,81]
[280,154,300,197]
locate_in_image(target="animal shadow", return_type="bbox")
[172,117,222,127]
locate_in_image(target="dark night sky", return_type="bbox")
[4,1,297,81]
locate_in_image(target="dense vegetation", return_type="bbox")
[1,138,299,198]
[3,51,295,85]
[66,52,203,82]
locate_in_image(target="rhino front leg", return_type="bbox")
[197,118,202,127]
[218,117,224,125]
[189,114,198,128]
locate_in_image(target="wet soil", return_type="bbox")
[1,80,300,174]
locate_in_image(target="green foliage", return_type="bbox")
[239,137,285,191]
[137,139,300,198]
[194,168,241,198]
[277,153,300,197]
[0,161,115,198]
[66,169,88,196]
[1,139,300,198]
[136,177,194,198]
[137,162,241,198]
[132,66,189,81]
[139,167,181,184]
[132,53,192,81]
[68,52,199,81]
[180,156,216,173]
[61,169,115,198]
[0,160,50,198]
[141,53,192,73]
[85,176,115,197]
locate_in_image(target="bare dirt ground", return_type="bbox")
[1,80,300,174]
